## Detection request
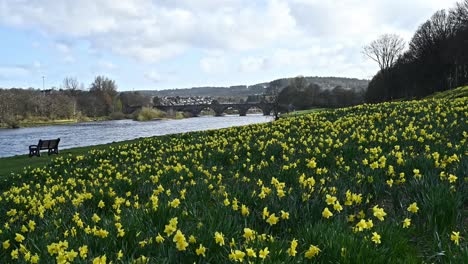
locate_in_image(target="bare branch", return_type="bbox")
[363,34,405,72]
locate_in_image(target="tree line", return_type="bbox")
[0,76,152,127]
[263,76,366,119]
[365,0,468,102]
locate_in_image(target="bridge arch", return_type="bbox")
[153,103,273,117]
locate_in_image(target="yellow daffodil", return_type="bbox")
[259,247,269,259]
[407,202,419,213]
[266,213,279,225]
[246,248,256,257]
[371,232,381,244]
[450,231,460,245]
[305,244,320,259]
[322,207,333,219]
[214,232,225,246]
[287,239,298,256]
[92,255,107,264]
[196,244,206,257]
[402,218,411,228]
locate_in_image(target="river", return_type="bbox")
[0,114,272,158]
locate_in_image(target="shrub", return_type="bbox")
[134,107,166,121]
[4,115,20,128]
[109,111,126,120]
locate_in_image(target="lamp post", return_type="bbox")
[42,76,45,90]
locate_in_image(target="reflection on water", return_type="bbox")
[0,115,272,158]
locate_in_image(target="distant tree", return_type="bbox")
[61,77,81,117]
[363,34,405,72]
[264,79,283,120]
[279,76,310,109]
[90,76,118,97]
[289,76,307,91]
[363,34,405,101]
[119,92,151,114]
[89,76,118,115]
[452,0,468,24]
[62,77,79,91]
[366,2,468,103]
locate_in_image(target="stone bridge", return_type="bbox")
[154,102,273,116]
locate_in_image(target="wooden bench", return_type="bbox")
[29,138,60,157]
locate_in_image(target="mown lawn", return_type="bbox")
[0,97,466,263]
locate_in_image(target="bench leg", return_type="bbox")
[48,148,59,155]
[29,148,39,157]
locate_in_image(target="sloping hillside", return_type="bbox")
[425,86,468,100]
[0,96,466,263]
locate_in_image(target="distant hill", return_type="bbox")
[138,76,369,97]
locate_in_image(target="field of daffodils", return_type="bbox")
[0,96,466,263]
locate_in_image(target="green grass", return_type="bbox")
[19,119,79,127]
[0,139,143,189]
[0,116,114,129]
[0,119,77,129]
[425,86,468,100]
[281,108,329,118]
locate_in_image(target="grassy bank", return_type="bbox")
[425,86,468,100]
[0,116,113,129]
[280,108,329,118]
[0,96,466,263]
[0,119,79,129]
[0,138,145,186]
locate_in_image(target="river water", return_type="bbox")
[0,114,272,158]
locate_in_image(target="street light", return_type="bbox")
[42,76,45,90]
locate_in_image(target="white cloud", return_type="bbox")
[287,0,459,42]
[0,0,299,63]
[54,42,76,63]
[0,66,30,78]
[97,60,117,70]
[55,42,71,53]
[239,56,267,73]
[0,61,43,80]
[0,0,461,83]
[63,55,75,63]
[144,70,163,83]
[200,55,229,74]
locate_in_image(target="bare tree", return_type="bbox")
[62,77,79,91]
[363,34,405,72]
[452,0,468,25]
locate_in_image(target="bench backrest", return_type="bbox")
[38,138,60,149]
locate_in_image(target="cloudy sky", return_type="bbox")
[0,0,460,91]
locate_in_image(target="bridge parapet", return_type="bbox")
[153,102,273,117]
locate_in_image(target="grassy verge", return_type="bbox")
[280,108,329,118]
[18,119,79,127]
[0,117,114,129]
